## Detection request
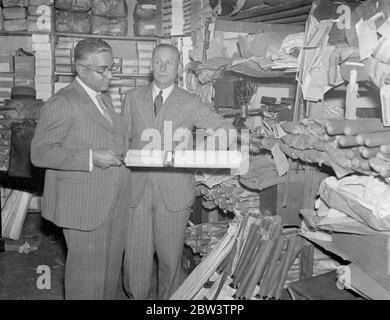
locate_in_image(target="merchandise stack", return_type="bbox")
[121,57,138,75]
[55,0,129,36]
[109,76,136,114]
[90,0,128,36]
[54,37,73,74]
[31,33,52,100]
[55,0,91,34]
[0,125,11,171]
[161,0,191,36]
[190,0,212,32]
[14,53,34,88]
[0,6,3,31]
[2,0,28,32]
[136,41,154,75]
[54,36,76,93]
[133,0,161,37]
[0,55,14,107]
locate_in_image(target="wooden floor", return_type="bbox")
[0,213,187,300]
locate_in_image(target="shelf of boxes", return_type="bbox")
[0,55,14,108]
[0,1,54,101]
[0,0,53,33]
[54,72,151,78]
[54,32,161,42]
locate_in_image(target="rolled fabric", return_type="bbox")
[234,240,266,299]
[230,224,262,289]
[339,135,359,148]
[242,239,276,299]
[360,146,381,159]
[272,236,298,299]
[256,236,285,298]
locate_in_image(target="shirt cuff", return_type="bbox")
[89,149,93,172]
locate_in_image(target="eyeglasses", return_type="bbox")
[79,64,120,77]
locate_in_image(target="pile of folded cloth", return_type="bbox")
[1,0,52,32]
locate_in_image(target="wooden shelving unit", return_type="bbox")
[55,72,152,78]
[54,32,160,42]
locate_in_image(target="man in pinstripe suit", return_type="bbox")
[31,39,131,300]
[123,44,234,300]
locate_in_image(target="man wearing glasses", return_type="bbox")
[31,38,131,299]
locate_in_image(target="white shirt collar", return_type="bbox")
[76,76,99,99]
[152,83,174,103]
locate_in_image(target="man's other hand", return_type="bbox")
[92,149,122,169]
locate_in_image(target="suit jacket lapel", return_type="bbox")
[157,86,184,129]
[72,80,114,133]
[100,91,128,137]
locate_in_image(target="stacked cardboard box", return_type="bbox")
[0,127,11,171]
[137,41,154,75]
[0,55,14,107]
[0,7,3,31]
[54,37,76,92]
[55,37,75,74]
[14,55,35,89]
[109,77,137,114]
[121,58,138,75]
[161,0,192,36]
[32,33,52,100]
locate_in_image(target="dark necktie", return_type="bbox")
[154,90,163,116]
[96,93,113,126]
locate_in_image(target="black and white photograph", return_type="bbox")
[0,0,389,310]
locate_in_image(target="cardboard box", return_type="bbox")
[0,74,14,88]
[0,91,11,99]
[35,66,52,76]
[0,55,14,73]
[14,56,35,74]
[333,232,390,276]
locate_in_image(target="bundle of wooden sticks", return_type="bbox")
[199,182,260,216]
[323,119,390,179]
[176,214,305,300]
[222,215,304,300]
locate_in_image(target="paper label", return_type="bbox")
[140,4,156,10]
[271,144,289,177]
[372,36,390,64]
[273,123,287,139]
[356,18,379,60]
[0,63,11,72]
[380,84,390,126]
[345,69,358,120]
[378,19,390,39]
[144,24,156,30]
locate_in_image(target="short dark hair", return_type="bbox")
[152,44,180,60]
[74,38,112,63]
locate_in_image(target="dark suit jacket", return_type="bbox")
[123,84,233,212]
[31,80,131,231]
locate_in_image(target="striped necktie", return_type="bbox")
[154,89,163,116]
[96,93,113,126]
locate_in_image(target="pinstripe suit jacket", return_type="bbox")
[31,80,131,231]
[123,84,233,212]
